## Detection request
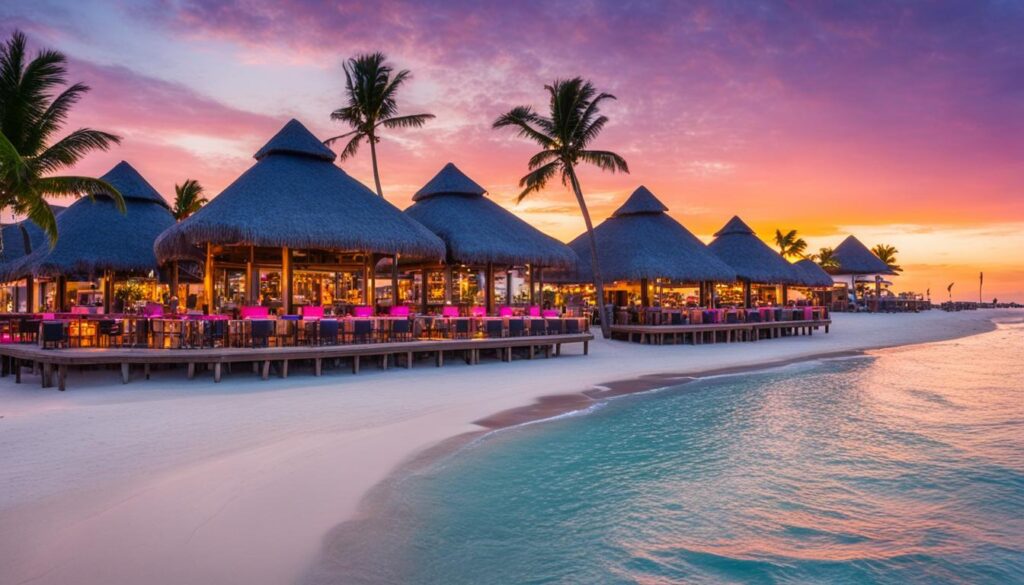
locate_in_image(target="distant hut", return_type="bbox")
[707,216,800,306]
[832,235,897,305]
[792,258,835,306]
[1,162,173,313]
[155,119,444,314]
[0,205,65,312]
[551,186,735,307]
[404,163,577,312]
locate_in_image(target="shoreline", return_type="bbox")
[0,310,1013,585]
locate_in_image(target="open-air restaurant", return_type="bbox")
[0,120,845,389]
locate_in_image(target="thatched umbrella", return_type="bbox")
[404,162,577,312]
[707,216,800,306]
[832,235,896,304]
[2,162,173,312]
[551,186,735,306]
[155,119,444,313]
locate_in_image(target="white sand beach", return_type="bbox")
[0,310,1009,585]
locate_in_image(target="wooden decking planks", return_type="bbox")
[0,333,592,390]
[610,319,831,345]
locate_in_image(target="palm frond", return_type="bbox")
[578,150,629,173]
[34,128,121,174]
[336,133,364,161]
[516,160,560,203]
[22,185,58,246]
[493,106,554,148]
[322,128,361,146]
[36,176,125,213]
[379,113,435,129]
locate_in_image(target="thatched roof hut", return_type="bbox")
[792,258,835,288]
[0,205,66,277]
[155,119,445,262]
[404,163,576,267]
[552,186,736,283]
[707,216,800,284]
[1,162,173,280]
[833,235,895,275]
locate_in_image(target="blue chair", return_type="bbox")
[545,319,564,334]
[318,320,339,345]
[453,318,472,339]
[251,320,273,348]
[391,318,412,341]
[726,312,738,324]
[352,319,373,344]
[565,319,580,334]
[530,319,546,336]
[485,320,503,338]
[41,321,67,349]
[669,312,684,325]
[204,320,227,348]
[508,319,525,337]
[746,311,761,323]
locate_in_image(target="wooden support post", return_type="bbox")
[144,363,151,380]
[640,278,650,307]
[188,363,196,379]
[352,355,360,374]
[26,275,35,313]
[485,262,495,315]
[436,351,444,367]
[282,247,293,315]
[314,358,322,376]
[261,360,270,380]
[381,354,388,370]
[421,268,429,314]
[203,244,215,314]
[506,268,514,308]
[121,363,130,384]
[391,253,400,307]
[214,362,222,383]
[58,365,66,391]
[15,360,22,383]
[42,362,52,388]
[584,340,589,355]
[528,264,535,306]
[406,351,413,369]
[280,360,288,378]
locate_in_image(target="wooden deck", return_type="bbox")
[610,319,831,345]
[0,333,592,391]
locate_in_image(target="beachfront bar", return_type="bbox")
[707,216,801,307]
[549,186,737,320]
[155,119,447,316]
[790,258,836,307]
[402,163,577,315]
[830,235,898,312]
[0,162,178,314]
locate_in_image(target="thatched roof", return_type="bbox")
[0,205,68,273]
[404,163,576,267]
[707,216,801,284]
[155,119,445,262]
[833,235,895,275]
[792,258,835,288]
[1,162,174,280]
[549,186,736,283]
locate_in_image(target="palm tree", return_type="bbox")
[871,244,903,273]
[0,30,123,252]
[325,52,434,198]
[812,247,839,272]
[493,77,629,339]
[774,228,808,259]
[172,179,207,220]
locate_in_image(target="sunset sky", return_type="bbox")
[3,1,1022,300]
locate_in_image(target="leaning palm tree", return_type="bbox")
[493,77,629,339]
[172,179,207,220]
[871,244,903,273]
[774,228,808,259]
[0,30,123,252]
[325,52,434,198]
[811,247,840,272]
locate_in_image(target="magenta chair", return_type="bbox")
[241,306,269,319]
[498,306,514,317]
[389,305,411,317]
[528,306,541,317]
[442,306,460,318]
[353,305,374,318]
[301,306,324,319]
[470,306,486,318]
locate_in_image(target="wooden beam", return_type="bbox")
[203,243,214,314]
[282,247,293,315]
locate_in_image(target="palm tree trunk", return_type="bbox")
[368,136,384,198]
[566,166,610,339]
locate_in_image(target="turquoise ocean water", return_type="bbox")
[311,321,1024,584]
